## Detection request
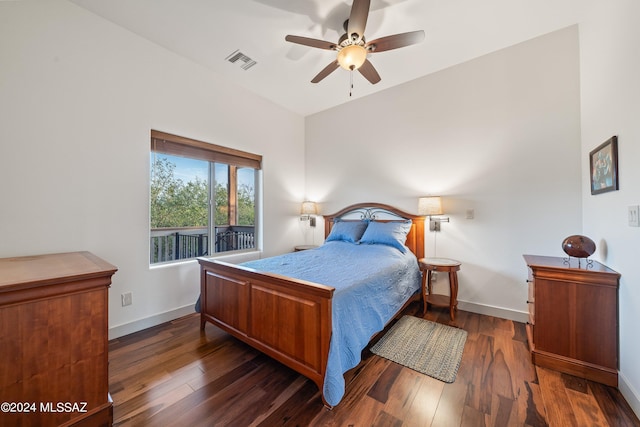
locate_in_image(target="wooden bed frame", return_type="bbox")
[197,202,425,407]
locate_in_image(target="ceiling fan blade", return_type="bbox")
[365,30,425,53]
[285,35,337,50]
[311,60,340,83]
[347,0,370,42]
[358,59,381,84]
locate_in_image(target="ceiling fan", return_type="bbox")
[285,0,425,85]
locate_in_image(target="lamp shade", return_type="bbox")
[337,45,367,70]
[418,196,443,216]
[301,201,318,215]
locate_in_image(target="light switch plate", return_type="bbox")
[629,205,640,227]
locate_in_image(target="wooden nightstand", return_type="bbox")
[419,257,461,320]
[294,244,318,252]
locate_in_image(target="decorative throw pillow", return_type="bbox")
[359,220,412,253]
[325,220,369,243]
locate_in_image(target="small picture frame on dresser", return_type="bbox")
[589,135,619,195]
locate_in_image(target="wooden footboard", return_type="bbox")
[198,258,334,403]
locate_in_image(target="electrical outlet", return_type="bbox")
[629,205,640,227]
[466,209,475,219]
[121,292,132,307]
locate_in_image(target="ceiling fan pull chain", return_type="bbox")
[349,70,354,97]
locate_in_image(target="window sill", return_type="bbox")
[149,249,261,269]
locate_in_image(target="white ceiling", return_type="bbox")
[70,0,584,116]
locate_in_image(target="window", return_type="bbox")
[150,130,261,264]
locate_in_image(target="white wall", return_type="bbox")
[306,26,582,322]
[579,0,640,415]
[0,0,305,337]
[2,0,637,418]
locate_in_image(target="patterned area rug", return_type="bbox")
[371,315,467,383]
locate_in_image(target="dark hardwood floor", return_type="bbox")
[108,304,640,426]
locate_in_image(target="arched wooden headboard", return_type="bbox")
[323,202,425,260]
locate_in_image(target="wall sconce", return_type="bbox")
[300,201,318,227]
[418,196,450,232]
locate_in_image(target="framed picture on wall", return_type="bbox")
[590,136,619,195]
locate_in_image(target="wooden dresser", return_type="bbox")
[0,252,117,427]
[523,254,620,386]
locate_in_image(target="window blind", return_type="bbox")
[151,130,262,170]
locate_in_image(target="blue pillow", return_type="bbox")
[359,220,412,253]
[325,220,369,243]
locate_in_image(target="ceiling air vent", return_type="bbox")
[225,50,257,71]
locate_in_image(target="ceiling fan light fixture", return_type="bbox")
[337,44,367,70]
[285,0,424,84]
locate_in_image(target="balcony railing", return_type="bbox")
[150,225,255,264]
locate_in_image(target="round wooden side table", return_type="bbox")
[419,257,462,320]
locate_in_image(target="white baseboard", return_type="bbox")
[108,254,262,340]
[619,372,640,420]
[458,300,529,324]
[108,299,529,341]
[108,304,196,340]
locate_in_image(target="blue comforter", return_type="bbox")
[240,240,421,406]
